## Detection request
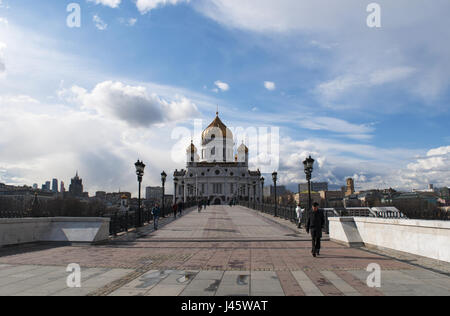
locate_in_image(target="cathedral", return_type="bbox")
[173,113,263,205]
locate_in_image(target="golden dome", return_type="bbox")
[186,141,197,153]
[238,143,249,154]
[202,113,233,145]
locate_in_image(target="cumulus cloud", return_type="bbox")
[136,0,190,14]
[402,146,450,189]
[93,15,108,31]
[407,146,450,172]
[0,91,199,195]
[214,80,229,92]
[88,0,121,8]
[68,81,199,127]
[276,136,449,191]
[264,81,276,91]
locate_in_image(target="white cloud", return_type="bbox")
[214,80,229,92]
[128,18,137,26]
[369,67,416,86]
[136,0,190,14]
[119,17,138,26]
[316,75,360,101]
[407,146,450,172]
[0,17,8,25]
[277,137,448,191]
[264,81,276,91]
[88,0,121,8]
[0,94,39,104]
[93,15,108,31]
[69,81,199,127]
[317,67,416,102]
[299,117,374,139]
[0,91,199,195]
[403,146,450,189]
[0,41,5,74]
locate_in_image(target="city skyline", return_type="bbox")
[0,1,449,195]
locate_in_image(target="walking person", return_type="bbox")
[306,202,325,257]
[152,203,161,231]
[198,200,202,213]
[203,199,207,210]
[295,204,303,228]
[178,201,183,216]
[172,202,178,218]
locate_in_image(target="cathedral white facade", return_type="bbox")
[173,113,263,205]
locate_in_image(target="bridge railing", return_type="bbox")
[106,201,197,236]
[240,201,333,234]
[0,210,27,218]
[239,202,414,234]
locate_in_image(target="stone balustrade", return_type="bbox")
[329,217,450,263]
[0,217,110,247]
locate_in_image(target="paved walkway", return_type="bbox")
[0,206,449,296]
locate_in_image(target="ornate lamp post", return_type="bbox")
[303,156,315,223]
[174,177,178,203]
[161,171,167,217]
[239,177,243,203]
[135,160,146,227]
[182,180,185,203]
[247,179,251,208]
[253,181,256,209]
[260,177,265,209]
[272,171,278,217]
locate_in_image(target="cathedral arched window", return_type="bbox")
[211,147,215,156]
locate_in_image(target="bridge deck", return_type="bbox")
[0,206,449,296]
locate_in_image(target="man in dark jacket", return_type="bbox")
[152,204,161,230]
[172,203,178,218]
[178,201,183,216]
[306,202,325,257]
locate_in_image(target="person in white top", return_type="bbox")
[295,204,304,228]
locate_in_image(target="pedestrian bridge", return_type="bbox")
[0,205,449,296]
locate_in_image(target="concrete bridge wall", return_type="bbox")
[329,217,450,263]
[0,217,110,247]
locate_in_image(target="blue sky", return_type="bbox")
[0,0,449,194]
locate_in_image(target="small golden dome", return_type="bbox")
[238,143,249,154]
[186,141,197,153]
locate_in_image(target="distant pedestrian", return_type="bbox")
[152,203,161,230]
[172,203,178,218]
[178,201,183,216]
[203,199,207,210]
[207,199,211,207]
[306,202,325,257]
[198,200,202,213]
[295,204,303,228]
